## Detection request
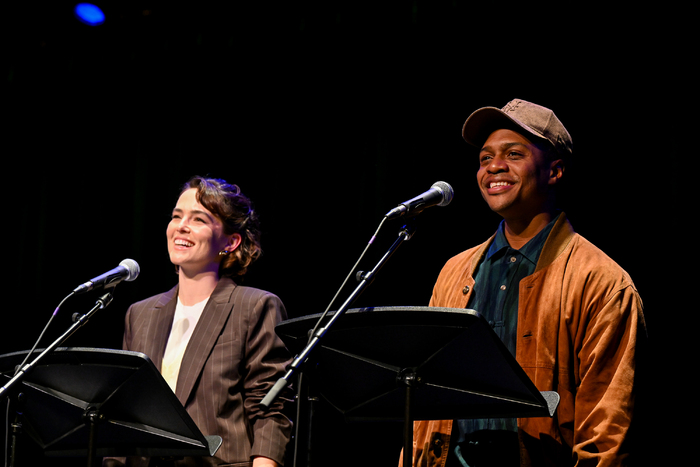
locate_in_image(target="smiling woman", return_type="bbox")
[178,177,263,280]
[104,176,293,467]
[167,188,241,285]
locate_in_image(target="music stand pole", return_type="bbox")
[399,370,418,467]
[1,292,113,467]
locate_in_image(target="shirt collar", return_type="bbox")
[485,213,561,264]
[485,222,510,260]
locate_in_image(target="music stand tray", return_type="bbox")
[276,306,559,422]
[0,347,222,459]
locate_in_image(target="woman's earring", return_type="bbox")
[219,250,230,256]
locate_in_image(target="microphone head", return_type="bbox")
[119,259,140,282]
[431,181,454,207]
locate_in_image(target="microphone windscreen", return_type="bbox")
[432,181,454,207]
[119,259,140,281]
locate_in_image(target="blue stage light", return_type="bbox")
[74,3,106,26]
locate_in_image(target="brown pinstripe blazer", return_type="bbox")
[121,277,293,466]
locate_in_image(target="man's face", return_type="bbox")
[476,129,561,221]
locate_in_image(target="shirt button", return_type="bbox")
[510,256,517,263]
[500,285,507,291]
[462,286,470,294]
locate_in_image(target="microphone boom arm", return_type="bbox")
[261,220,417,409]
[0,292,114,399]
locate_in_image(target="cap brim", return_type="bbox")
[462,107,547,149]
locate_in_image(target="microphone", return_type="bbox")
[73,259,140,294]
[385,181,454,219]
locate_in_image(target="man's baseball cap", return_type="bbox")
[462,98,573,159]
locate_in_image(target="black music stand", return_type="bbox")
[276,306,559,466]
[0,347,221,463]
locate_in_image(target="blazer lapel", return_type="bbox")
[175,278,237,404]
[146,287,178,372]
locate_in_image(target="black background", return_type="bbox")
[2,1,685,465]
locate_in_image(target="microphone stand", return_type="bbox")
[261,219,417,465]
[1,291,114,467]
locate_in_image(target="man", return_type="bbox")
[406,99,645,466]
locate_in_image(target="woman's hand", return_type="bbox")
[252,456,278,467]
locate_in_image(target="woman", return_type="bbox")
[106,176,292,467]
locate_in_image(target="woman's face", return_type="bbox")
[166,188,239,277]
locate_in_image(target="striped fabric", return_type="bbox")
[121,277,293,466]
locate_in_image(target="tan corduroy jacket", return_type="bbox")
[403,214,645,467]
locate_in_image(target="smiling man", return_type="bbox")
[404,100,646,466]
[476,126,563,249]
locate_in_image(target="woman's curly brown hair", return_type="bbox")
[182,176,262,278]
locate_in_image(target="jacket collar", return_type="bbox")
[152,277,239,405]
[147,285,179,373]
[176,276,238,404]
[469,212,576,276]
[535,213,575,273]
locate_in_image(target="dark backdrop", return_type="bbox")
[3,1,683,466]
